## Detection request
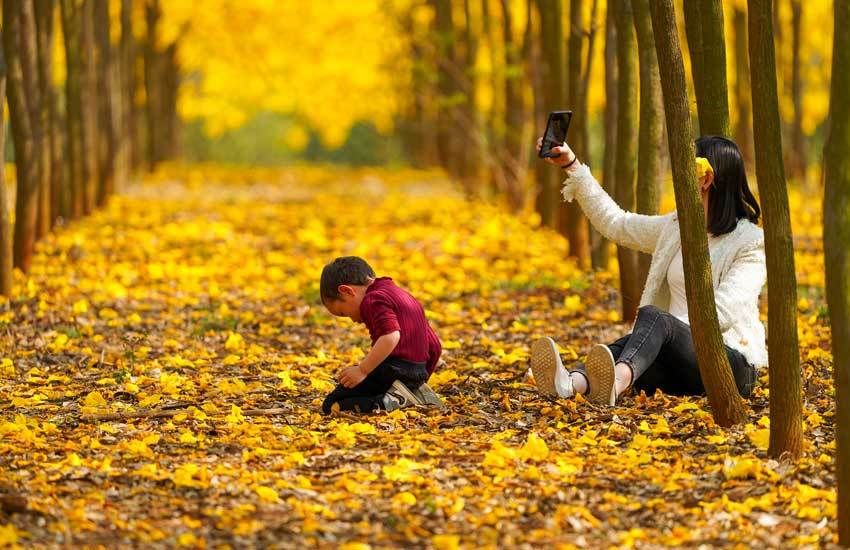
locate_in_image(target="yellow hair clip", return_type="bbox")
[695,157,714,179]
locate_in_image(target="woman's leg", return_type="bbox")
[569,334,631,395]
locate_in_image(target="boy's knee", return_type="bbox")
[321,394,338,415]
[638,304,662,317]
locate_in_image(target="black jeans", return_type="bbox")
[321,357,429,414]
[573,305,757,397]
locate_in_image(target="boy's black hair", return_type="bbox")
[696,135,761,236]
[320,256,376,302]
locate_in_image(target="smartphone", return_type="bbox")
[539,110,573,158]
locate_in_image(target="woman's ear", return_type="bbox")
[700,171,715,192]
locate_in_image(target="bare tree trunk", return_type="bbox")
[611,0,639,323]
[683,0,731,137]
[143,0,161,171]
[60,0,84,218]
[787,0,806,182]
[633,0,663,289]
[649,0,748,427]
[822,3,850,542]
[460,0,480,193]
[732,6,754,167]
[34,0,53,238]
[0,46,12,297]
[5,0,42,273]
[534,0,565,229]
[749,0,802,459]
[591,4,617,270]
[121,0,140,172]
[501,0,526,212]
[481,0,501,196]
[80,0,98,213]
[94,0,116,206]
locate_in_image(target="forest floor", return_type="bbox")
[0,165,837,548]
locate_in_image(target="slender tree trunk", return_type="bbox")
[144,0,161,171]
[94,0,116,206]
[591,3,617,270]
[683,0,731,137]
[461,0,480,193]
[823,3,850,542]
[482,0,501,196]
[60,0,84,218]
[579,0,598,169]
[611,0,639,323]
[534,0,565,229]
[788,0,806,182]
[748,0,802,459]
[649,0,748,427]
[563,0,589,264]
[4,0,41,273]
[80,0,98,213]
[633,0,663,289]
[732,6,754,167]
[121,0,140,172]
[0,47,12,297]
[34,0,54,237]
[501,0,526,212]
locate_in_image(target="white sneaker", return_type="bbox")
[585,344,617,406]
[531,337,573,398]
[411,382,445,409]
[381,380,422,411]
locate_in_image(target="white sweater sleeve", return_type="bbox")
[561,164,671,254]
[714,241,767,332]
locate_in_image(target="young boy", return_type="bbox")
[319,256,444,414]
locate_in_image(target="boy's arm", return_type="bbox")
[338,331,401,388]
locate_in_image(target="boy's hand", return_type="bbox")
[338,364,367,388]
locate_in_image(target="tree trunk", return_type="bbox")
[121,0,140,172]
[460,0,480,193]
[60,0,85,218]
[34,0,54,238]
[144,0,161,171]
[649,0,748,427]
[0,46,12,297]
[732,6,754,167]
[822,2,850,543]
[633,0,663,289]
[611,0,639,323]
[481,0,501,196]
[94,0,116,206]
[80,0,98,213]
[788,0,806,182]
[4,0,41,273]
[748,0,802,459]
[501,0,526,212]
[562,0,589,265]
[534,0,565,229]
[683,0,730,137]
[591,3,617,270]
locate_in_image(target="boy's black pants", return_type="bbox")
[322,356,429,414]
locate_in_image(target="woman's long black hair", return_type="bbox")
[695,135,761,235]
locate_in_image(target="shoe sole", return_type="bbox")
[585,344,617,406]
[530,337,560,398]
[388,380,422,408]
[412,382,445,409]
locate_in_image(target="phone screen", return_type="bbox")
[540,111,573,158]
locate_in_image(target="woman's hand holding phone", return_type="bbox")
[536,137,577,169]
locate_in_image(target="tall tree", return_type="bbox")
[34,0,54,237]
[649,0,748,427]
[430,0,463,180]
[80,0,99,213]
[748,0,802,459]
[823,1,850,543]
[500,0,526,212]
[731,5,754,166]
[682,0,730,137]
[121,0,140,172]
[591,3,617,270]
[534,0,564,229]
[461,0,480,192]
[94,0,116,206]
[4,0,42,273]
[787,0,806,182]
[611,0,639,322]
[632,0,663,289]
[143,0,161,171]
[0,44,11,297]
[60,0,85,218]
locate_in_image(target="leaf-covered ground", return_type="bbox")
[0,166,837,548]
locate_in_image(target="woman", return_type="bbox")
[531,136,764,405]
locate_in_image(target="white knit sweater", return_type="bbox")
[561,163,768,368]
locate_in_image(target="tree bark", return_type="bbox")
[748,0,802,459]
[0,46,12,297]
[501,0,526,212]
[461,0,480,192]
[4,0,41,273]
[732,6,754,167]
[144,0,162,171]
[121,0,140,172]
[60,0,85,218]
[80,0,98,213]
[822,1,850,543]
[591,3,617,270]
[34,0,54,237]
[633,0,663,289]
[611,0,639,323]
[788,0,806,182]
[649,0,748,427]
[94,0,116,206]
[534,0,565,229]
[683,0,730,137]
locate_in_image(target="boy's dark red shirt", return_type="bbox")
[359,277,442,374]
